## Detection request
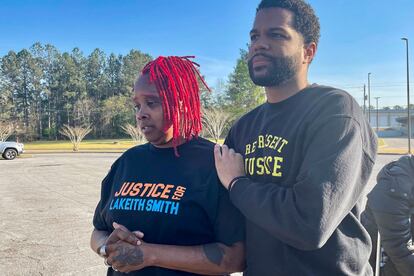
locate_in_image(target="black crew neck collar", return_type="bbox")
[148,137,198,154]
[265,83,318,108]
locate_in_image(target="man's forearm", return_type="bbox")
[144,242,245,275]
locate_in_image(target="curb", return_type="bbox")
[24,150,126,154]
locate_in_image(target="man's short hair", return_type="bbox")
[257,0,320,45]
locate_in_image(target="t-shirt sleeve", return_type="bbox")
[213,184,245,246]
[224,126,235,148]
[93,160,119,231]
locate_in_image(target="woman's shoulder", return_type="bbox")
[178,137,216,167]
[185,137,216,154]
[117,143,150,162]
[192,136,215,146]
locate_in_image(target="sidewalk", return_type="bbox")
[378,138,413,155]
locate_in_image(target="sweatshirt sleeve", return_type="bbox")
[229,114,376,250]
[368,164,414,276]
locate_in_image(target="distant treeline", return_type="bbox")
[0,43,264,140]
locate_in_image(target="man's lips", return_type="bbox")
[251,55,272,67]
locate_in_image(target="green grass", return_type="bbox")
[24,139,138,150]
[24,138,225,151]
[210,138,225,145]
[23,138,409,154]
[23,137,386,149]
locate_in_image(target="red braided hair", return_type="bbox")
[141,56,210,156]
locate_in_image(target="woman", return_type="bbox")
[90,56,245,275]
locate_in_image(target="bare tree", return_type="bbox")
[122,123,144,144]
[0,122,14,142]
[202,108,232,142]
[73,98,95,126]
[59,124,92,151]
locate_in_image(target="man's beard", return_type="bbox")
[248,54,299,87]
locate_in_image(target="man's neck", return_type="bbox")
[265,76,309,104]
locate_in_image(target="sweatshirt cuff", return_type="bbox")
[229,177,251,206]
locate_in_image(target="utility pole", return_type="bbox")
[374,97,381,134]
[401,38,411,154]
[368,73,372,124]
[363,84,367,116]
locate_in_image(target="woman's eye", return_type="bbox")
[271,33,285,39]
[147,100,159,107]
[134,105,141,112]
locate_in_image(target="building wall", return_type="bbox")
[366,109,414,136]
[367,110,405,128]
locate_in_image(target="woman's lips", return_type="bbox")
[141,126,154,134]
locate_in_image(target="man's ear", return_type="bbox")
[303,42,317,64]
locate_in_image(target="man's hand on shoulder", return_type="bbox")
[214,144,245,190]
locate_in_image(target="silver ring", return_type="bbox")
[99,244,107,257]
[113,267,119,272]
[104,258,111,267]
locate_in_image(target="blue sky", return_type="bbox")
[1,0,413,107]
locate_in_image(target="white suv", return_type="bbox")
[0,141,24,160]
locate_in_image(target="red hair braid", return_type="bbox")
[141,56,210,156]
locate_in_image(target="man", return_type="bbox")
[362,155,414,276]
[214,0,378,275]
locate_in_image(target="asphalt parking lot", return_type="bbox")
[0,153,402,275]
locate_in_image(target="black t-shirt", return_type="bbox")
[226,85,377,276]
[93,137,244,276]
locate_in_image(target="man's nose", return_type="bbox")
[251,37,270,52]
